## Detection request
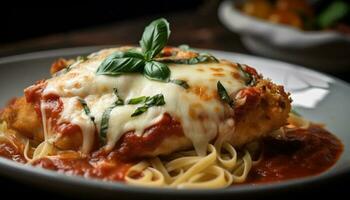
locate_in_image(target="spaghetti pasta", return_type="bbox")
[125,143,254,188]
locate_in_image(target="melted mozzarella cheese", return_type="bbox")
[43,48,246,155]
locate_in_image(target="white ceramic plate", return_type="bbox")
[0,46,349,199]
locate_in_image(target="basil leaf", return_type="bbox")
[170,79,189,89]
[144,61,170,82]
[140,18,170,60]
[78,98,95,122]
[217,81,234,107]
[96,51,145,76]
[163,53,218,65]
[99,89,124,142]
[128,96,148,105]
[237,63,255,86]
[144,94,165,106]
[131,94,166,117]
[131,106,148,117]
[100,106,113,141]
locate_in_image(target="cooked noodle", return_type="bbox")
[125,143,255,189]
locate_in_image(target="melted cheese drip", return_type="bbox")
[43,48,246,155]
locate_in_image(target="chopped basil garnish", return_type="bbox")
[163,44,218,65]
[128,96,148,105]
[170,79,189,89]
[163,53,218,65]
[99,89,124,142]
[78,98,95,122]
[100,107,113,141]
[217,81,234,107]
[131,94,166,117]
[237,63,255,86]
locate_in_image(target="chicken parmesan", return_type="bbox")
[0,18,342,189]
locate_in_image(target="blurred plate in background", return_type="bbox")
[218,0,350,72]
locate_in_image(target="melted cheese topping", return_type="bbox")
[43,48,247,155]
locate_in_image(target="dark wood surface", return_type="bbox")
[0,4,349,199]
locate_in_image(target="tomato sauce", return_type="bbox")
[24,81,86,148]
[32,153,132,181]
[0,124,342,184]
[114,113,184,160]
[0,142,26,163]
[245,125,343,184]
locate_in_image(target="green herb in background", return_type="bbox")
[317,1,349,29]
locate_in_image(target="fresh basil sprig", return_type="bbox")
[99,89,124,142]
[130,94,165,117]
[217,81,234,107]
[96,18,171,82]
[96,19,219,82]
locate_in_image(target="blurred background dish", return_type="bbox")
[219,0,350,71]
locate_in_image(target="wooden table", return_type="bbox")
[0,6,349,200]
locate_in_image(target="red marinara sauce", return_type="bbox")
[32,152,132,181]
[0,124,343,184]
[24,81,83,138]
[245,125,343,184]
